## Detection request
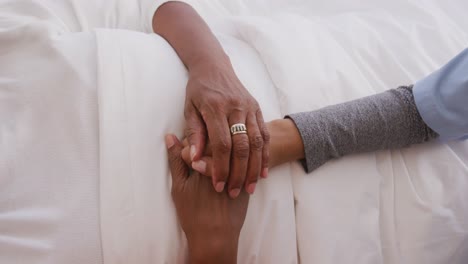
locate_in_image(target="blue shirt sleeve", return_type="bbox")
[413,48,468,141]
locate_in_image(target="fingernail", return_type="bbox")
[165,135,175,149]
[190,145,197,161]
[192,160,207,174]
[246,183,257,195]
[229,188,241,198]
[215,182,225,193]
[261,168,269,178]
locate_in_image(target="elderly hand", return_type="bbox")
[185,60,270,198]
[153,2,269,198]
[166,134,249,263]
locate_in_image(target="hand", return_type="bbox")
[165,134,249,264]
[182,119,305,175]
[185,60,270,198]
[153,2,269,198]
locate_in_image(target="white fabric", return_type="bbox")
[1,0,297,263]
[0,0,180,263]
[1,0,468,264]
[95,30,297,264]
[0,2,102,263]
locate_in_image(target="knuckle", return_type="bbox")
[213,139,231,154]
[250,135,264,151]
[262,128,271,143]
[199,98,221,117]
[234,148,249,160]
[198,104,213,117]
[184,127,198,138]
[199,109,210,120]
[205,94,223,106]
[229,96,243,107]
[233,139,250,159]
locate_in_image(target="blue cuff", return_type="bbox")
[413,77,448,140]
[413,49,468,141]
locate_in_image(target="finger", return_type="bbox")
[204,140,213,156]
[204,113,231,193]
[182,138,189,148]
[228,112,249,199]
[185,105,207,162]
[181,146,191,166]
[165,134,189,187]
[191,156,213,177]
[245,114,262,195]
[257,109,270,178]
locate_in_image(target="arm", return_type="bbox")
[281,47,468,172]
[183,86,438,175]
[154,2,269,198]
[275,86,438,172]
[244,86,439,172]
[152,2,227,71]
[183,47,468,174]
[259,48,468,171]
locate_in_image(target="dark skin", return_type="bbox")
[183,119,305,175]
[154,2,270,199]
[174,119,304,262]
[155,3,279,262]
[166,134,249,264]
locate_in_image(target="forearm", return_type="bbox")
[153,2,230,69]
[285,86,439,172]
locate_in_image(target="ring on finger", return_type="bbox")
[230,123,247,136]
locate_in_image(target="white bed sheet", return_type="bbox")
[96,29,298,263]
[229,2,468,263]
[212,1,468,263]
[2,0,466,263]
[96,1,468,263]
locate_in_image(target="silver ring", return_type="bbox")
[230,123,247,135]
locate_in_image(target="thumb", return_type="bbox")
[185,108,206,162]
[165,134,189,185]
[181,145,192,166]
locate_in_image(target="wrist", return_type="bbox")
[267,118,304,168]
[188,236,238,264]
[187,51,231,72]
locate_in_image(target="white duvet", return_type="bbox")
[3,0,468,263]
[101,1,468,263]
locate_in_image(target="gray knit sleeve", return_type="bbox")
[287,86,439,173]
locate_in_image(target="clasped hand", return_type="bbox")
[184,60,270,198]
